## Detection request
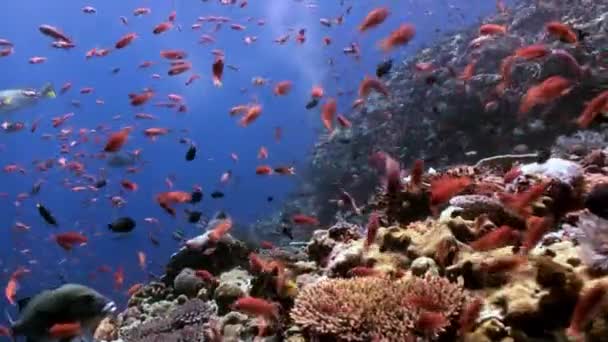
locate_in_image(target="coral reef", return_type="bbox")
[97,1,608,340]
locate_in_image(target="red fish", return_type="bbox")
[321,98,336,132]
[336,114,352,128]
[521,216,553,254]
[577,90,608,128]
[232,296,279,320]
[240,105,262,127]
[470,226,519,251]
[359,7,389,32]
[104,128,131,152]
[114,267,124,289]
[364,211,380,249]
[255,165,273,175]
[515,44,549,60]
[430,176,472,206]
[160,50,187,60]
[546,21,577,44]
[499,181,549,217]
[54,232,88,251]
[273,81,292,96]
[115,33,137,49]
[212,56,224,87]
[153,21,173,34]
[358,76,389,98]
[168,61,191,76]
[129,90,154,106]
[120,179,138,191]
[127,283,144,296]
[208,218,233,242]
[379,24,416,51]
[519,76,571,115]
[292,214,319,226]
[133,7,151,16]
[29,56,47,64]
[258,146,268,159]
[39,24,72,43]
[567,283,607,338]
[479,24,507,36]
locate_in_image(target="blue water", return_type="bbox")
[0,0,499,320]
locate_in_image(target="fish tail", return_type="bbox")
[40,83,56,99]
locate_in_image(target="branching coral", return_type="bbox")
[290,275,470,341]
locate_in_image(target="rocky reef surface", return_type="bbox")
[95,135,608,341]
[94,0,608,341]
[251,0,608,243]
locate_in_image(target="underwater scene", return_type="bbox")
[1,0,608,341]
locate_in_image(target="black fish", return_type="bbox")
[108,217,136,233]
[185,210,202,223]
[281,226,294,240]
[36,203,57,226]
[185,145,197,161]
[585,183,608,219]
[31,181,43,195]
[191,189,203,203]
[305,98,319,109]
[211,191,224,199]
[376,59,393,78]
[95,179,107,189]
[267,196,274,202]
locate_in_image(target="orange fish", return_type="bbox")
[160,49,187,60]
[54,232,88,251]
[521,216,553,254]
[311,86,324,98]
[129,90,154,106]
[208,218,233,242]
[127,283,144,296]
[168,61,191,76]
[577,90,608,128]
[567,282,607,339]
[120,179,138,191]
[292,214,319,226]
[479,24,507,36]
[518,76,571,115]
[212,56,224,87]
[232,296,279,320]
[115,33,137,49]
[137,251,146,270]
[430,176,472,206]
[5,278,17,305]
[49,322,81,339]
[358,76,389,98]
[258,146,268,159]
[336,114,352,128]
[459,60,476,81]
[143,127,169,137]
[499,181,549,217]
[153,21,173,34]
[104,128,130,152]
[379,24,416,51]
[256,165,273,175]
[321,98,336,132]
[496,55,515,94]
[470,226,519,252]
[240,105,262,127]
[114,267,124,289]
[273,81,292,96]
[515,44,549,60]
[546,21,577,44]
[359,7,390,32]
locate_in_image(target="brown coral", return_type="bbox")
[290,275,469,341]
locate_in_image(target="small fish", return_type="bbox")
[108,217,136,233]
[185,210,203,223]
[191,189,203,203]
[305,98,319,109]
[185,144,197,161]
[376,59,393,78]
[37,203,57,226]
[210,191,224,199]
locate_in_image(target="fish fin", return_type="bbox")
[2,97,12,105]
[40,83,56,99]
[16,297,31,312]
